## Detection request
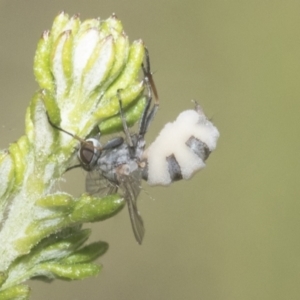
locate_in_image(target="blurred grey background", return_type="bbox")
[1,0,300,299]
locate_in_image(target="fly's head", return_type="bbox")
[46,112,105,171]
[78,138,102,171]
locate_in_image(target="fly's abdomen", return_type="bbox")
[143,103,219,186]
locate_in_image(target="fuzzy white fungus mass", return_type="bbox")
[144,106,219,185]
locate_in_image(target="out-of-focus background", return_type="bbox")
[1,1,300,299]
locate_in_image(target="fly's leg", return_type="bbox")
[142,47,159,103]
[116,47,159,150]
[139,79,154,136]
[117,90,134,148]
[139,47,159,138]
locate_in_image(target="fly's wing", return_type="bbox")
[119,169,145,244]
[86,169,118,196]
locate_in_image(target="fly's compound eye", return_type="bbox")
[78,138,101,170]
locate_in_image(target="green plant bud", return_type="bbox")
[76,18,100,36]
[33,31,54,92]
[31,12,147,145]
[95,80,144,121]
[102,40,144,101]
[96,34,129,94]
[50,30,74,98]
[81,35,115,98]
[63,14,80,35]
[50,11,70,42]
[29,93,56,159]
[61,30,74,92]
[39,90,61,128]
[99,14,123,37]
[33,13,145,138]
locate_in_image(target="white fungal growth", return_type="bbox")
[145,107,220,185]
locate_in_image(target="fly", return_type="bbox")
[48,48,220,245]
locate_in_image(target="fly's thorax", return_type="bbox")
[78,138,102,170]
[116,160,139,180]
[95,142,133,181]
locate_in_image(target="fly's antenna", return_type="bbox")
[46,113,85,143]
[46,113,103,151]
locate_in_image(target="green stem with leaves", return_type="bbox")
[0,12,147,300]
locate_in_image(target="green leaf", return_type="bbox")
[62,241,109,264]
[70,194,125,223]
[36,262,102,280]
